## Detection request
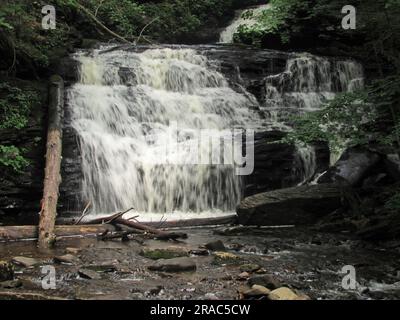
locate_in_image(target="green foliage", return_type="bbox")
[0,82,39,173]
[283,91,377,153]
[0,145,30,172]
[0,82,39,130]
[234,0,310,45]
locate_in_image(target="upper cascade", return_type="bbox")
[263,53,364,128]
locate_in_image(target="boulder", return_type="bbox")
[248,274,282,290]
[268,287,299,300]
[204,240,226,252]
[318,147,381,186]
[237,183,343,226]
[148,257,196,273]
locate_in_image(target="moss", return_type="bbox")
[140,248,189,260]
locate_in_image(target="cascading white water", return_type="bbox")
[262,53,364,180]
[219,4,271,43]
[68,47,263,216]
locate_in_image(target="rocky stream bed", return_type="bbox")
[1,225,400,300]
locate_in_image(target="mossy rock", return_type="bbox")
[212,251,244,266]
[140,248,189,260]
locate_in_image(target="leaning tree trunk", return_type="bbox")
[38,75,64,248]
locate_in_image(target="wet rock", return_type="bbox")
[244,285,271,297]
[53,254,79,265]
[239,264,261,273]
[0,261,14,281]
[140,248,189,260]
[0,279,22,289]
[148,257,196,273]
[268,287,299,300]
[205,240,226,251]
[237,183,343,226]
[12,256,40,268]
[248,274,282,290]
[78,268,102,280]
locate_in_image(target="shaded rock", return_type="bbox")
[78,268,102,280]
[268,287,299,300]
[318,147,381,186]
[0,261,14,281]
[205,240,226,251]
[248,274,282,290]
[12,256,40,268]
[148,257,196,273]
[237,183,343,226]
[384,154,400,181]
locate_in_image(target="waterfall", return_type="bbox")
[67,47,263,216]
[219,4,271,43]
[263,54,364,126]
[262,53,364,181]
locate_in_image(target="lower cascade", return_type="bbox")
[67,47,263,215]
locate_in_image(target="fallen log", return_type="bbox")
[38,75,64,248]
[0,225,116,242]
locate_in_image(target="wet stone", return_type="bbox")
[0,279,22,289]
[244,284,271,297]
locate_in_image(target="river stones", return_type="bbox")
[243,285,271,297]
[148,257,196,272]
[78,268,102,280]
[140,247,189,260]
